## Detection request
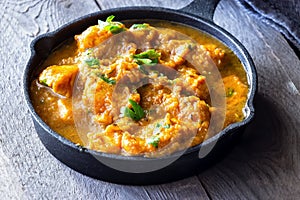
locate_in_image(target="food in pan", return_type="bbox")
[30,16,249,156]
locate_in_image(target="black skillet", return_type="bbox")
[23,0,257,185]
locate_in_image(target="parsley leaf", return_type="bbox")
[99,75,116,85]
[226,88,235,97]
[105,15,115,23]
[40,79,48,86]
[124,99,145,121]
[134,49,161,60]
[94,72,116,85]
[163,124,170,129]
[147,136,160,148]
[85,58,100,67]
[105,25,125,34]
[98,15,125,34]
[135,58,153,65]
[133,49,161,65]
[130,23,149,30]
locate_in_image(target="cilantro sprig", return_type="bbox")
[130,23,149,30]
[98,15,125,34]
[85,58,100,67]
[94,72,116,85]
[124,99,145,121]
[226,88,235,97]
[99,75,116,85]
[164,124,170,129]
[40,79,48,86]
[147,136,160,148]
[133,49,161,65]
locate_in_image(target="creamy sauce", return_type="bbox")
[30,19,248,156]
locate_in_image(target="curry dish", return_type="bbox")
[30,16,249,157]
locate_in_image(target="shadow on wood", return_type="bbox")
[198,92,300,199]
[239,93,283,158]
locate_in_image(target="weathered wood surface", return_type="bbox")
[0,0,299,199]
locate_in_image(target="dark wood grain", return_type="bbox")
[97,0,193,9]
[0,0,299,199]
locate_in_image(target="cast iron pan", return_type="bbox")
[23,0,257,185]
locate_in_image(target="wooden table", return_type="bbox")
[1,0,299,199]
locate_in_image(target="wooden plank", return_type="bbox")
[198,0,300,199]
[142,177,210,200]
[97,0,193,10]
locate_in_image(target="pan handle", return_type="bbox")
[180,0,220,21]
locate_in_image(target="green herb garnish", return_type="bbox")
[94,72,116,84]
[85,58,100,67]
[133,49,160,65]
[226,88,235,97]
[130,23,149,30]
[105,15,115,23]
[124,99,145,121]
[106,25,125,34]
[100,75,116,85]
[147,136,160,148]
[163,124,170,129]
[98,15,125,34]
[134,49,161,60]
[85,49,93,56]
[40,79,48,86]
[135,58,153,65]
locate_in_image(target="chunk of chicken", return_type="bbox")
[93,80,114,125]
[74,25,112,53]
[88,124,122,154]
[39,65,78,97]
[202,44,225,67]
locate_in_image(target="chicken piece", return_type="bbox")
[88,124,123,154]
[93,80,114,125]
[162,94,179,116]
[202,44,225,67]
[160,40,193,67]
[178,67,209,100]
[121,132,149,155]
[74,25,112,52]
[137,84,171,110]
[177,96,210,146]
[39,64,78,97]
